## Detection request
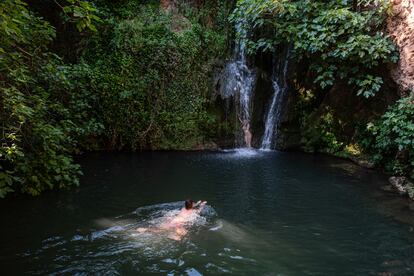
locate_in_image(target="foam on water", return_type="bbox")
[221,148,261,158]
[24,202,219,274]
[134,201,217,231]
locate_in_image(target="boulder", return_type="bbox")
[389,176,414,199]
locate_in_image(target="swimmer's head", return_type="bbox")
[185,199,195,210]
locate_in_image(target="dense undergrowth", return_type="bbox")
[0,0,230,197]
[67,4,228,150]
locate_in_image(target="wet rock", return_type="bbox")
[203,141,219,151]
[389,176,407,194]
[193,142,218,151]
[381,185,395,193]
[389,176,414,199]
[350,156,375,169]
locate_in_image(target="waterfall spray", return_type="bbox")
[219,20,256,148]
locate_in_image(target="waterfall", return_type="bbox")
[219,21,256,148]
[260,48,290,150]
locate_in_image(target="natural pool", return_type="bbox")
[1,150,414,275]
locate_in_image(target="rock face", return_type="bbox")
[160,0,175,11]
[387,0,414,96]
[159,0,191,32]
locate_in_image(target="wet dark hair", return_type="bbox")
[185,199,195,210]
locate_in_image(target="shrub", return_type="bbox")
[362,97,414,176]
[0,0,82,197]
[300,107,345,154]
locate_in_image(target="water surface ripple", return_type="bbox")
[1,151,414,275]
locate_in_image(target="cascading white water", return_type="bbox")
[260,48,290,150]
[219,21,256,148]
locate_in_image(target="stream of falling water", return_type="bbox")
[261,48,290,150]
[219,20,256,148]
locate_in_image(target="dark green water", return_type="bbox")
[1,150,414,275]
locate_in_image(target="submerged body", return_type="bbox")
[137,200,207,240]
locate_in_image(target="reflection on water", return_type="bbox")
[1,151,414,275]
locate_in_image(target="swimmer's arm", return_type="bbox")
[195,201,207,213]
[193,200,207,208]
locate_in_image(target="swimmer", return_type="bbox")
[136,199,207,241]
[239,117,252,148]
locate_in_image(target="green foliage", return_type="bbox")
[61,0,102,32]
[300,107,345,154]
[0,0,88,197]
[68,5,227,150]
[361,97,414,176]
[231,0,397,97]
[0,1,228,198]
[0,0,227,198]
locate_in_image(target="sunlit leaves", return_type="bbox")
[61,0,101,32]
[353,75,383,97]
[363,97,414,176]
